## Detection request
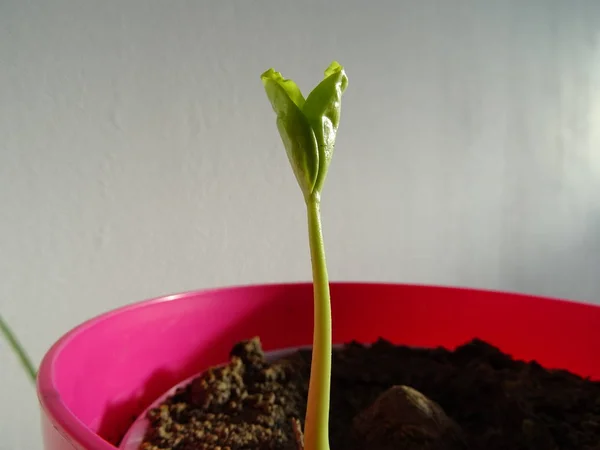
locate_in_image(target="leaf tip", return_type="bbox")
[324,61,348,93]
[260,68,279,86]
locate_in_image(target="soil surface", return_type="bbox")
[139,337,600,450]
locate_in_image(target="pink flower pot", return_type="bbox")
[37,282,600,450]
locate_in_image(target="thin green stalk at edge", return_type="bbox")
[304,194,332,450]
[0,314,37,383]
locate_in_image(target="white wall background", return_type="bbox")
[1,1,600,448]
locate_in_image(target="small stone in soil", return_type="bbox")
[352,385,468,450]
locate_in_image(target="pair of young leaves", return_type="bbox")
[261,62,348,200]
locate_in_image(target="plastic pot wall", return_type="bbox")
[37,282,600,450]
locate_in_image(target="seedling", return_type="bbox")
[261,61,348,450]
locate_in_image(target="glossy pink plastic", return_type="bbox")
[37,282,600,450]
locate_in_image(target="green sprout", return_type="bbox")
[261,61,348,450]
[0,313,37,383]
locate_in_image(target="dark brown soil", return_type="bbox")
[139,337,600,450]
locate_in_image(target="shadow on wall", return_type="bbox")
[506,207,600,303]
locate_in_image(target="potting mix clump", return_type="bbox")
[138,337,600,450]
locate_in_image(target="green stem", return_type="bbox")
[303,193,332,450]
[0,314,37,384]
